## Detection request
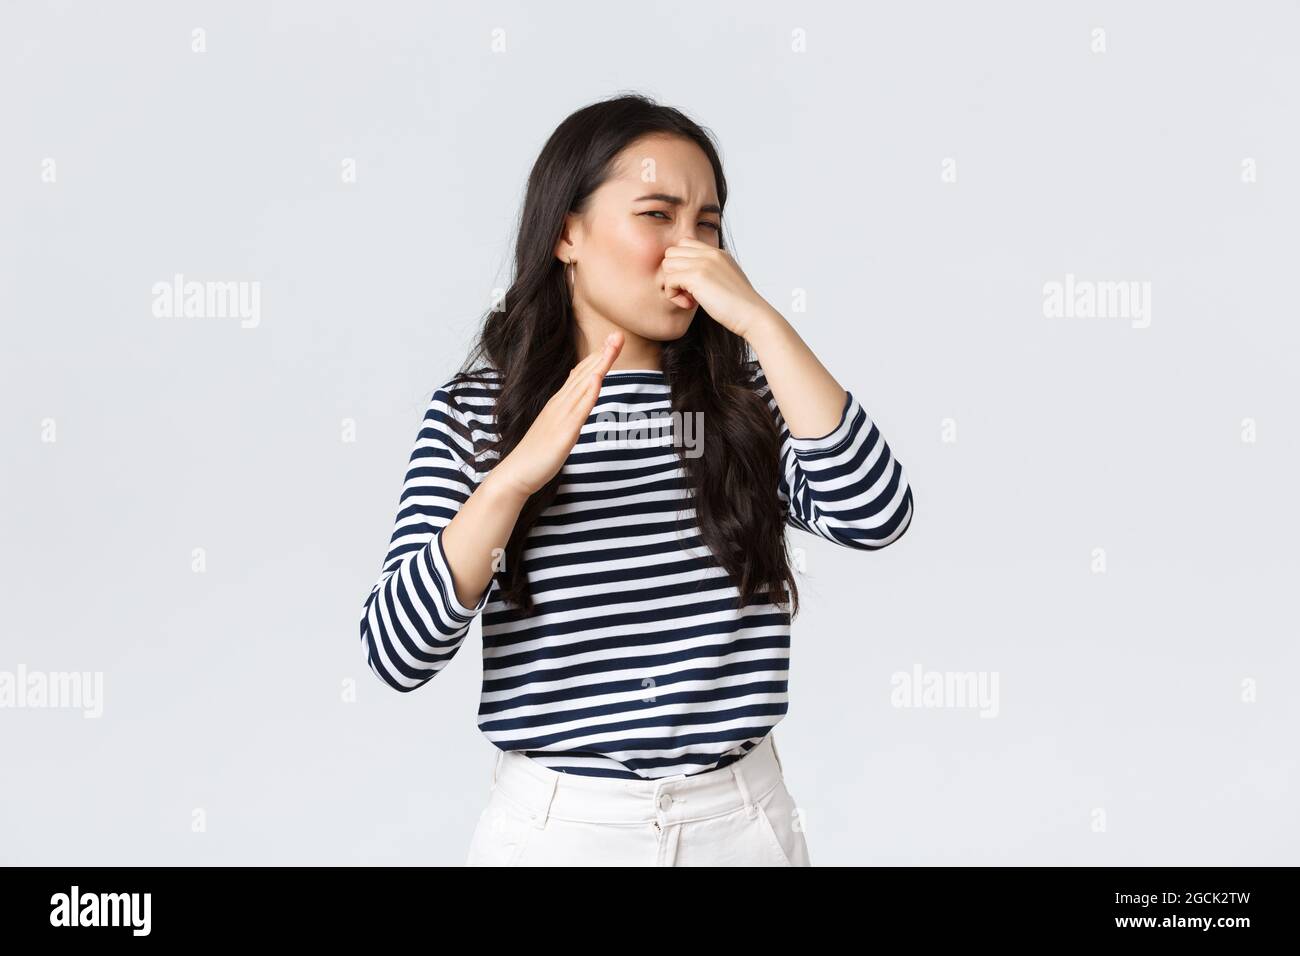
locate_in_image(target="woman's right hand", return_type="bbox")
[491,331,625,498]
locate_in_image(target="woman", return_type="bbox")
[358,93,915,866]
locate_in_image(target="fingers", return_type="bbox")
[564,345,607,384]
[661,243,710,258]
[581,333,624,405]
[564,340,608,384]
[591,331,624,377]
[567,338,624,418]
[560,332,623,398]
[568,372,605,426]
[558,355,599,401]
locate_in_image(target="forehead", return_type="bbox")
[605,135,718,202]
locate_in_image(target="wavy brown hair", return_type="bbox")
[454,92,800,618]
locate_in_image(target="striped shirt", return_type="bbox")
[359,363,914,780]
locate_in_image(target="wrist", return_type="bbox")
[742,304,794,351]
[478,465,533,512]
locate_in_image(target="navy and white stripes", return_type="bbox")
[359,363,913,779]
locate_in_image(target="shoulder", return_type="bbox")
[425,366,502,444]
[429,365,501,407]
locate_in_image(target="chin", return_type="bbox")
[627,310,694,342]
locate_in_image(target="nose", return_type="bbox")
[680,220,713,243]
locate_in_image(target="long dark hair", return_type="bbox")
[454,92,800,618]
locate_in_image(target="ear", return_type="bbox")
[553,212,581,264]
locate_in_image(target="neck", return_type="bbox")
[574,318,662,371]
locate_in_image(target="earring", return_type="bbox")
[566,258,576,290]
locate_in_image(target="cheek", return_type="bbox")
[634,236,668,275]
[605,219,668,276]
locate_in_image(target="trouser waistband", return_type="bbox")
[489,734,787,829]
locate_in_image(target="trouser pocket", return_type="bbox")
[754,781,811,867]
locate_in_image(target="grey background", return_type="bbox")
[2,0,1295,865]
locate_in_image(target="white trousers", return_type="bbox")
[465,732,811,866]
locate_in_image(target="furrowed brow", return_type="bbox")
[633,193,722,216]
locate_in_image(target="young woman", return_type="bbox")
[358,93,915,866]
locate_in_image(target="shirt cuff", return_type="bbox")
[432,529,492,620]
[788,390,860,457]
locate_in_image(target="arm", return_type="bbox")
[361,337,627,691]
[358,380,528,692]
[745,306,915,549]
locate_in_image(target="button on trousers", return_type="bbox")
[464,733,811,866]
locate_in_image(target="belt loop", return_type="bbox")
[530,773,558,829]
[731,763,758,819]
[491,747,504,787]
[768,731,785,775]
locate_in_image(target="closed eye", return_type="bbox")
[640,210,720,231]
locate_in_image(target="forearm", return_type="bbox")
[439,469,530,609]
[742,303,848,440]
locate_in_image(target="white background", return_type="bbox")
[2,0,1296,865]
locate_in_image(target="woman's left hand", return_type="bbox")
[660,237,771,340]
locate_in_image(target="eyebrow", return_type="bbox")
[633,193,722,216]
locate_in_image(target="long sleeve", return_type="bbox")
[359,382,492,692]
[751,364,914,550]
